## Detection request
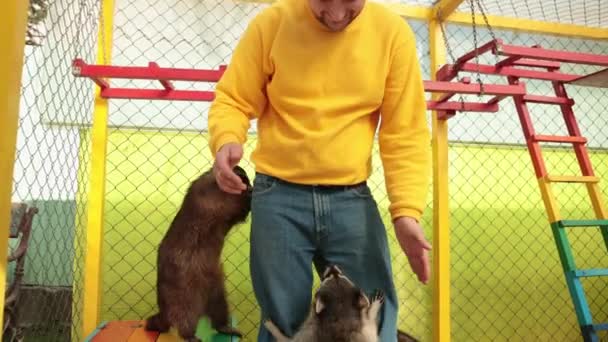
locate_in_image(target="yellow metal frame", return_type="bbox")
[0,0,30,332]
[431,0,466,21]
[429,19,452,342]
[446,11,608,40]
[82,0,115,336]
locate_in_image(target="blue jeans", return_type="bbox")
[249,172,398,342]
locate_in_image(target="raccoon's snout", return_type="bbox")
[323,265,343,279]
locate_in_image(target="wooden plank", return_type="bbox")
[568,68,608,88]
[90,320,141,341]
[545,175,600,184]
[127,325,160,342]
[560,219,608,227]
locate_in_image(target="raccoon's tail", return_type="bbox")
[397,329,420,342]
[145,312,170,333]
[263,319,290,342]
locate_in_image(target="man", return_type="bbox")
[208,0,431,341]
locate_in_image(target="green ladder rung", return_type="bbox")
[559,219,608,228]
[572,269,608,277]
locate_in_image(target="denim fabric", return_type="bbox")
[249,172,398,342]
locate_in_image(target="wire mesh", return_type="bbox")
[7,0,99,341]
[99,0,435,338]
[442,19,608,341]
[8,0,608,341]
[454,0,608,29]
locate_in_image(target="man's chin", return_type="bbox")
[324,21,349,31]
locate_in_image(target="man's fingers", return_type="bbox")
[228,145,243,166]
[419,238,432,251]
[216,169,245,193]
[411,253,430,284]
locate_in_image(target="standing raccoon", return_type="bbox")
[145,166,252,342]
[264,265,385,342]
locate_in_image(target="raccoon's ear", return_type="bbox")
[356,290,370,309]
[314,293,325,314]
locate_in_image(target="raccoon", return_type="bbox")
[145,166,252,342]
[264,265,384,342]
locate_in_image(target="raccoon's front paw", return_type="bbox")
[371,289,385,304]
[368,289,385,320]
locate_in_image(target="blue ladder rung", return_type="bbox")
[559,219,608,227]
[592,323,608,331]
[572,269,608,277]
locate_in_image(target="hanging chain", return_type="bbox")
[436,6,465,109]
[474,0,499,64]
[469,0,484,96]
[437,7,456,64]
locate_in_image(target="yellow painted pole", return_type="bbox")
[431,0,465,21]
[82,0,115,336]
[0,0,29,333]
[429,19,451,342]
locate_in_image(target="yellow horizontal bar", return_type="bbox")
[447,12,608,40]
[431,0,465,21]
[545,175,600,184]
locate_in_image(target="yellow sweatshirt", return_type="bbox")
[208,0,431,221]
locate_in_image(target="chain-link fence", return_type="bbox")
[441,1,608,340]
[7,0,99,340]
[6,0,607,341]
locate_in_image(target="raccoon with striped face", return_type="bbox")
[264,265,384,342]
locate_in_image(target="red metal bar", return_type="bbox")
[436,77,471,103]
[531,135,587,144]
[426,101,499,112]
[496,55,522,68]
[437,110,456,120]
[523,94,574,106]
[149,62,174,90]
[512,58,561,69]
[460,63,579,82]
[424,80,526,96]
[551,79,596,176]
[454,39,501,69]
[72,58,226,82]
[498,43,608,67]
[507,76,548,178]
[100,88,215,101]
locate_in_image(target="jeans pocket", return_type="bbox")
[252,175,278,196]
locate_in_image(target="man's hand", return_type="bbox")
[393,216,432,284]
[213,142,247,194]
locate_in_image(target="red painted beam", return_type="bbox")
[149,62,174,90]
[424,80,526,96]
[454,39,501,68]
[523,94,574,105]
[458,63,579,82]
[426,101,499,112]
[531,135,587,144]
[73,58,226,82]
[498,43,608,67]
[511,58,561,69]
[101,88,215,101]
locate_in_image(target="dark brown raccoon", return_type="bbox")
[145,166,252,342]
